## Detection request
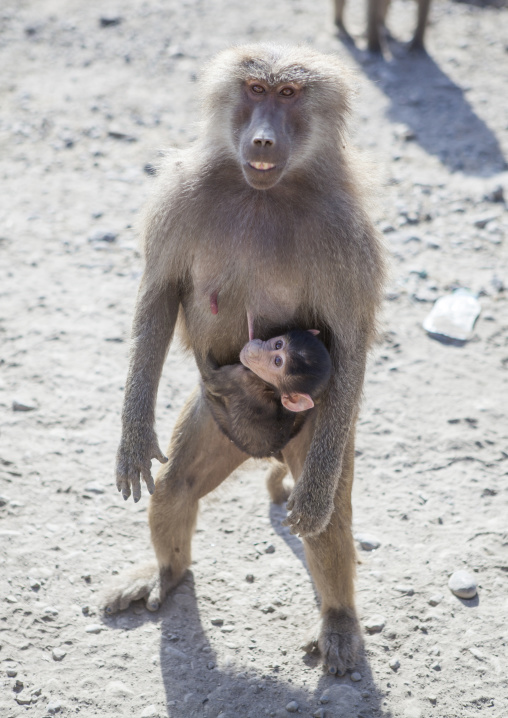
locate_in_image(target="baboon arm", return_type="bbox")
[116,277,179,502]
[284,330,367,537]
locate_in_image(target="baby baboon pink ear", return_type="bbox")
[281,393,314,413]
[307,329,320,336]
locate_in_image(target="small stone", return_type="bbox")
[431,662,441,671]
[85,624,103,634]
[364,615,386,634]
[210,617,224,626]
[13,679,24,692]
[265,544,276,554]
[428,695,437,705]
[428,593,443,606]
[207,661,215,670]
[88,229,117,243]
[389,658,400,671]
[394,584,414,596]
[354,533,380,551]
[16,696,32,705]
[30,580,41,590]
[261,604,275,614]
[469,647,485,661]
[285,701,299,713]
[99,16,122,27]
[473,213,498,229]
[12,399,36,412]
[448,570,477,599]
[351,671,362,681]
[83,483,105,494]
[246,574,255,583]
[7,668,18,677]
[52,648,66,661]
[47,700,62,714]
[6,595,18,603]
[140,705,158,718]
[82,605,90,616]
[484,185,504,203]
[220,624,235,633]
[44,606,59,617]
[313,709,326,718]
[106,680,135,698]
[319,692,330,704]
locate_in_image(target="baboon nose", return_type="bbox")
[253,137,274,147]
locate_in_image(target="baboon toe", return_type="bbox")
[317,609,363,675]
[101,562,160,614]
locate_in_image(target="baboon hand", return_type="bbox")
[283,480,335,538]
[116,431,167,503]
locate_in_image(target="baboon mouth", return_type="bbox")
[248,161,276,171]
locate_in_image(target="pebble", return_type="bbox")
[428,593,444,606]
[448,570,477,599]
[99,16,123,27]
[431,662,441,671]
[364,615,386,634]
[47,700,62,714]
[83,483,105,494]
[285,701,299,713]
[394,584,414,596]
[261,604,276,614]
[140,705,158,718]
[246,574,255,583]
[211,617,224,626]
[12,399,36,412]
[313,709,326,718]
[6,595,18,603]
[389,658,400,672]
[220,624,235,632]
[7,667,18,677]
[354,533,380,551]
[207,661,215,670]
[88,229,117,243]
[350,671,362,682]
[265,544,276,554]
[85,624,103,634]
[106,680,135,697]
[428,695,437,705]
[52,648,66,661]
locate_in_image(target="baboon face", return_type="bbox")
[233,79,306,190]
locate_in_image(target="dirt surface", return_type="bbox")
[1,1,507,717]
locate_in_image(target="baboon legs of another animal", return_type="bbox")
[409,0,431,51]
[282,416,361,674]
[103,388,248,614]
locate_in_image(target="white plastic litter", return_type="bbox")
[423,289,481,342]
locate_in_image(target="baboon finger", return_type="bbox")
[131,475,142,503]
[154,449,168,464]
[141,467,155,495]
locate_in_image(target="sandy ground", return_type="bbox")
[1,1,507,717]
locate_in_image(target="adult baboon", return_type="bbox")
[106,44,385,675]
[335,0,432,52]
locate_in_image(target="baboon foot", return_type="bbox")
[266,463,292,504]
[302,608,362,675]
[102,562,184,614]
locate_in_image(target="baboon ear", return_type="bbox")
[307,329,320,336]
[281,393,314,413]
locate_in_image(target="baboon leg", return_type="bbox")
[103,388,248,614]
[410,0,431,51]
[282,419,361,674]
[266,460,291,504]
[334,0,347,33]
[367,0,391,53]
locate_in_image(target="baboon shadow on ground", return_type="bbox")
[339,36,506,177]
[104,566,391,718]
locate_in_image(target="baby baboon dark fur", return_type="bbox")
[202,328,332,458]
[107,44,386,675]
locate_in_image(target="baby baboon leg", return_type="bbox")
[283,424,361,674]
[104,388,248,614]
[266,460,291,504]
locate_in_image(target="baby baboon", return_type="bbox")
[335,0,432,52]
[107,44,385,675]
[202,328,332,458]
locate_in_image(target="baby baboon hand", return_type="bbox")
[283,480,335,537]
[116,431,167,503]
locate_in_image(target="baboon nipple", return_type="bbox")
[210,291,219,315]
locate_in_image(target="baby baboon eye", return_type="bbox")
[251,84,265,94]
[274,340,283,350]
[280,86,295,97]
[274,356,283,367]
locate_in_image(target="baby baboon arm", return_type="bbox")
[284,330,367,537]
[116,278,179,502]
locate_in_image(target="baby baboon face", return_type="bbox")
[239,334,289,388]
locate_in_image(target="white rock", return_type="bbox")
[52,648,66,662]
[354,533,381,551]
[364,615,386,634]
[448,570,477,599]
[351,671,362,681]
[389,658,400,671]
[106,680,135,698]
[285,701,299,713]
[428,593,444,606]
[47,700,62,714]
[85,624,104,634]
[140,706,158,718]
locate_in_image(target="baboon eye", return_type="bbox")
[274,356,283,367]
[280,87,295,97]
[274,340,283,350]
[251,84,265,94]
